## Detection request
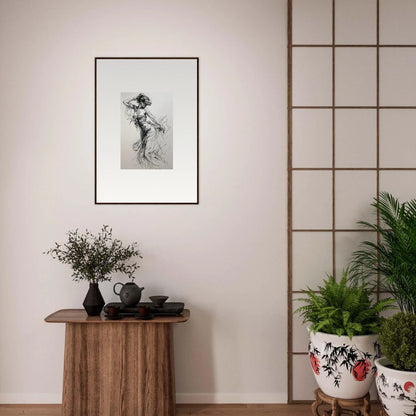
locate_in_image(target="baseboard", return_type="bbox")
[175,393,287,404]
[0,394,61,404]
[0,393,287,405]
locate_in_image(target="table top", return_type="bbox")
[45,309,190,324]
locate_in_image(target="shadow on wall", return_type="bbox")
[174,305,215,401]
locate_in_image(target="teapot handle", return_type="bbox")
[113,282,124,296]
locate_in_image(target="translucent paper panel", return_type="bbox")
[292,171,333,229]
[380,48,416,106]
[293,354,318,401]
[380,110,416,168]
[292,0,332,44]
[293,232,333,291]
[335,109,377,168]
[380,0,416,44]
[335,232,377,279]
[288,0,416,403]
[335,171,377,229]
[293,48,332,106]
[380,171,416,202]
[293,109,332,168]
[335,48,377,106]
[292,293,310,353]
[335,0,377,44]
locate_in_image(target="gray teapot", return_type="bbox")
[113,282,144,306]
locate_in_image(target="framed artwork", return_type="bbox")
[95,57,199,204]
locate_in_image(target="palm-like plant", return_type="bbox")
[350,192,416,314]
[295,271,394,339]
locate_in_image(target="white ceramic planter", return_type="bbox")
[375,357,416,416]
[308,331,380,399]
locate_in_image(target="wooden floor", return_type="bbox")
[0,403,382,415]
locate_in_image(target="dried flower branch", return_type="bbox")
[45,225,142,283]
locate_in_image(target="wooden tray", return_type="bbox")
[104,302,185,316]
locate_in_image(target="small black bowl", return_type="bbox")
[149,295,169,308]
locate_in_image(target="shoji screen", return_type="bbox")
[288,0,416,403]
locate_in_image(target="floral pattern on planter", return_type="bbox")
[353,359,371,382]
[308,339,380,388]
[376,357,416,416]
[310,352,320,375]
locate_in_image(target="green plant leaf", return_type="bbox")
[350,192,416,314]
[295,270,394,339]
[379,312,416,371]
[45,225,142,283]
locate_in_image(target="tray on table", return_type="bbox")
[104,302,185,317]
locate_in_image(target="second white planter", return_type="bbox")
[308,331,380,399]
[375,357,416,416]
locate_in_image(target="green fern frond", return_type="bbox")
[295,270,395,339]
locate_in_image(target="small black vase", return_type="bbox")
[83,283,105,316]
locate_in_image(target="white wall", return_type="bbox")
[0,0,288,404]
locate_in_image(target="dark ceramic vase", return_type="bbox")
[83,283,105,316]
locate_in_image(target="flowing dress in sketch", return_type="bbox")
[123,93,169,169]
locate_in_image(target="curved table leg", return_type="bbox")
[362,394,371,416]
[312,388,324,416]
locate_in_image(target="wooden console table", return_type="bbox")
[45,309,190,416]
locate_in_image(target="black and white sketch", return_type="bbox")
[121,92,172,169]
[95,57,198,204]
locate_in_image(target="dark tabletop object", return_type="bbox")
[149,295,169,308]
[104,302,185,317]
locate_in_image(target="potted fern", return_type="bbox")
[350,192,416,415]
[296,271,394,399]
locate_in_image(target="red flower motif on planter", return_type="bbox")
[352,359,370,381]
[310,353,320,375]
[404,381,415,393]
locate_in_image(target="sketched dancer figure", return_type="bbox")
[123,93,169,168]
